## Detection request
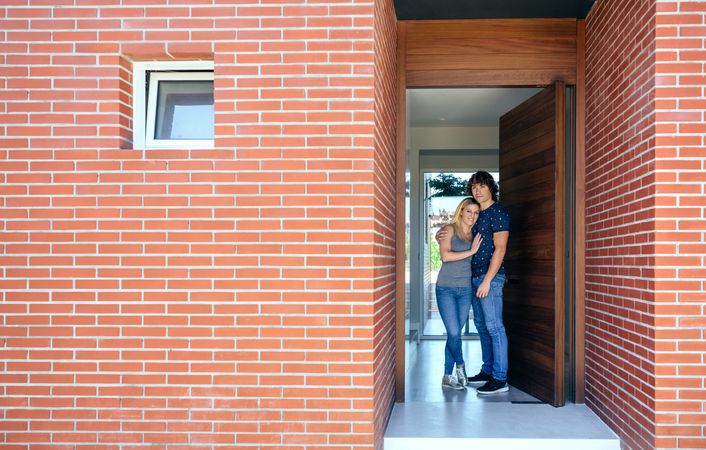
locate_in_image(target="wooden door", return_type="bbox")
[499,82,566,407]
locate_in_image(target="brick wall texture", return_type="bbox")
[370,0,397,446]
[0,0,398,448]
[586,0,706,449]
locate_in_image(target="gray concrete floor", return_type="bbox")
[405,339,540,403]
[385,340,620,450]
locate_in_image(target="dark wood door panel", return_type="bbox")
[501,109,554,139]
[500,81,565,407]
[499,138,555,172]
[509,346,556,401]
[505,257,554,272]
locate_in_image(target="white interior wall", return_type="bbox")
[407,125,500,339]
[411,126,498,152]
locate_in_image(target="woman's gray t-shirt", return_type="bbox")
[436,231,472,288]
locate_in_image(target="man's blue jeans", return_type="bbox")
[436,286,472,375]
[471,274,508,381]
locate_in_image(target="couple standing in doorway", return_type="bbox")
[435,171,510,395]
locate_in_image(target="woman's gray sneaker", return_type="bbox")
[455,365,468,387]
[442,374,465,391]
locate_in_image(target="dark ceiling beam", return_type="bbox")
[394,0,595,21]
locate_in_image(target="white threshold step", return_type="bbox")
[384,402,620,450]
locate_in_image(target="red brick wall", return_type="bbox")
[587,0,706,449]
[0,0,397,448]
[653,1,706,448]
[585,0,659,449]
[371,0,397,448]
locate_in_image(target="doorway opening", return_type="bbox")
[403,86,576,406]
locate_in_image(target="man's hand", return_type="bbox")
[476,279,491,298]
[435,227,449,243]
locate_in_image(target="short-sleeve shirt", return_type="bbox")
[471,202,510,277]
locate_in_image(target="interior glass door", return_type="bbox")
[421,171,476,338]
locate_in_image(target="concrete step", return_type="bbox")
[384,402,620,450]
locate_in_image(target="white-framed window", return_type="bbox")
[133,61,214,149]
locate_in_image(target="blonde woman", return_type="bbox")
[436,197,483,390]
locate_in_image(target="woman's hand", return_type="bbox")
[470,234,483,255]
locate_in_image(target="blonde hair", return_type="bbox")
[450,197,479,240]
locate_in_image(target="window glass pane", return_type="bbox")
[154,80,214,140]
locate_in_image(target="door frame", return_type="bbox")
[394,19,586,403]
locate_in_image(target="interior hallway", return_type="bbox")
[385,340,620,449]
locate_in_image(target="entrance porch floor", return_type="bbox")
[385,340,619,450]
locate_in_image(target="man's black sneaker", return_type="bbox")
[476,378,509,395]
[466,370,492,386]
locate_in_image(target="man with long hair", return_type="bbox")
[463,171,510,394]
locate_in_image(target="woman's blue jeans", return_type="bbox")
[471,274,508,381]
[435,285,472,375]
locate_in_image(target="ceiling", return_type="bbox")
[394,0,595,20]
[409,88,541,127]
